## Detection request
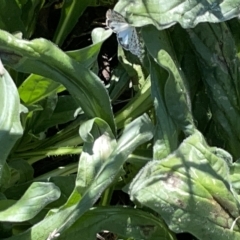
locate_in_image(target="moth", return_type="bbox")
[106,9,142,57]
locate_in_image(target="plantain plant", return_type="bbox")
[0,0,240,239]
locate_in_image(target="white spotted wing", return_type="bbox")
[106,9,141,57]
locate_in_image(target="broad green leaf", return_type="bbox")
[28,176,77,225]
[143,25,195,135]
[130,130,240,239]
[149,58,178,159]
[142,26,179,158]
[19,29,111,105]
[19,74,65,105]
[59,207,176,240]
[48,117,118,213]
[115,0,240,29]
[4,176,75,202]
[188,22,240,158]
[77,118,117,195]
[0,69,23,185]
[66,28,112,68]
[0,30,115,133]
[0,182,60,222]
[7,114,153,240]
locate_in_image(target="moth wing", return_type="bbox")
[128,28,142,57]
[118,27,141,57]
[117,27,134,49]
[106,9,126,23]
[106,9,129,33]
[107,21,129,33]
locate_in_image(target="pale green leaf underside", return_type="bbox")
[0,182,60,222]
[115,0,240,29]
[130,130,240,239]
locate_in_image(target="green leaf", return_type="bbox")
[66,28,112,68]
[143,25,195,135]
[115,0,240,29]
[0,30,115,133]
[188,22,240,158]
[19,74,65,105]
[0,69,23,185]
[76,118,117,195]
[7,114,153,240]
[141,26,180,158]
[130,130,240,239]
[149,58,178,159]
[60,207,176,240]
[0,182,60,222]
